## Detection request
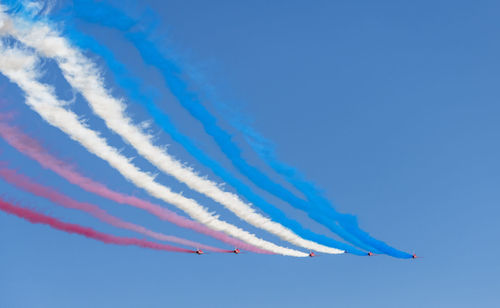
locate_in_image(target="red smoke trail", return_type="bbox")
[0,166,232,252]
[0,198,195,253]
[0,120,269,254]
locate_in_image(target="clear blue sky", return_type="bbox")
[1,0,499,307]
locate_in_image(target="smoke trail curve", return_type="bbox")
[0,198,196,253]
[67,0,412,257]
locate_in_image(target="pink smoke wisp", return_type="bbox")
[0,198,196,253]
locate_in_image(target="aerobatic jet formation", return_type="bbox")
[0,0,416,261]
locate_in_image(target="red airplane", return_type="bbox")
[367,252,374,256]
[232,248,240,254]
[412,254,419,259]
[195,249,204,255]
[309,252,316,257]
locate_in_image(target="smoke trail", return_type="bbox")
[63,29,365,255]
[2,8,345,255]
[68,0,412,258]
[0,198,196,253]
[0,165,232,252]
[67,1,390,254]
[0,41,307,257]
[0,120,269,254]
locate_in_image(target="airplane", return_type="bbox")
[412,253,420,259]
[232,248,241,254]
[195,249,204,255]
[309,252,316,257]
[367,252,374,256]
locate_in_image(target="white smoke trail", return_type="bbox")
[0,42,308,257]
[0,11,343,254]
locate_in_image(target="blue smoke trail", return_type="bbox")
[69,0,411,258]
[235,125,414,259]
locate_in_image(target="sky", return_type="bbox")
[1,0,500,307]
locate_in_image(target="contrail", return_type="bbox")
[0,120,270,254]
[67,0,412,257]
[0,42,307,257]
[0,165,232,252]
[0,198,197,253]
[1,9,345,255]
